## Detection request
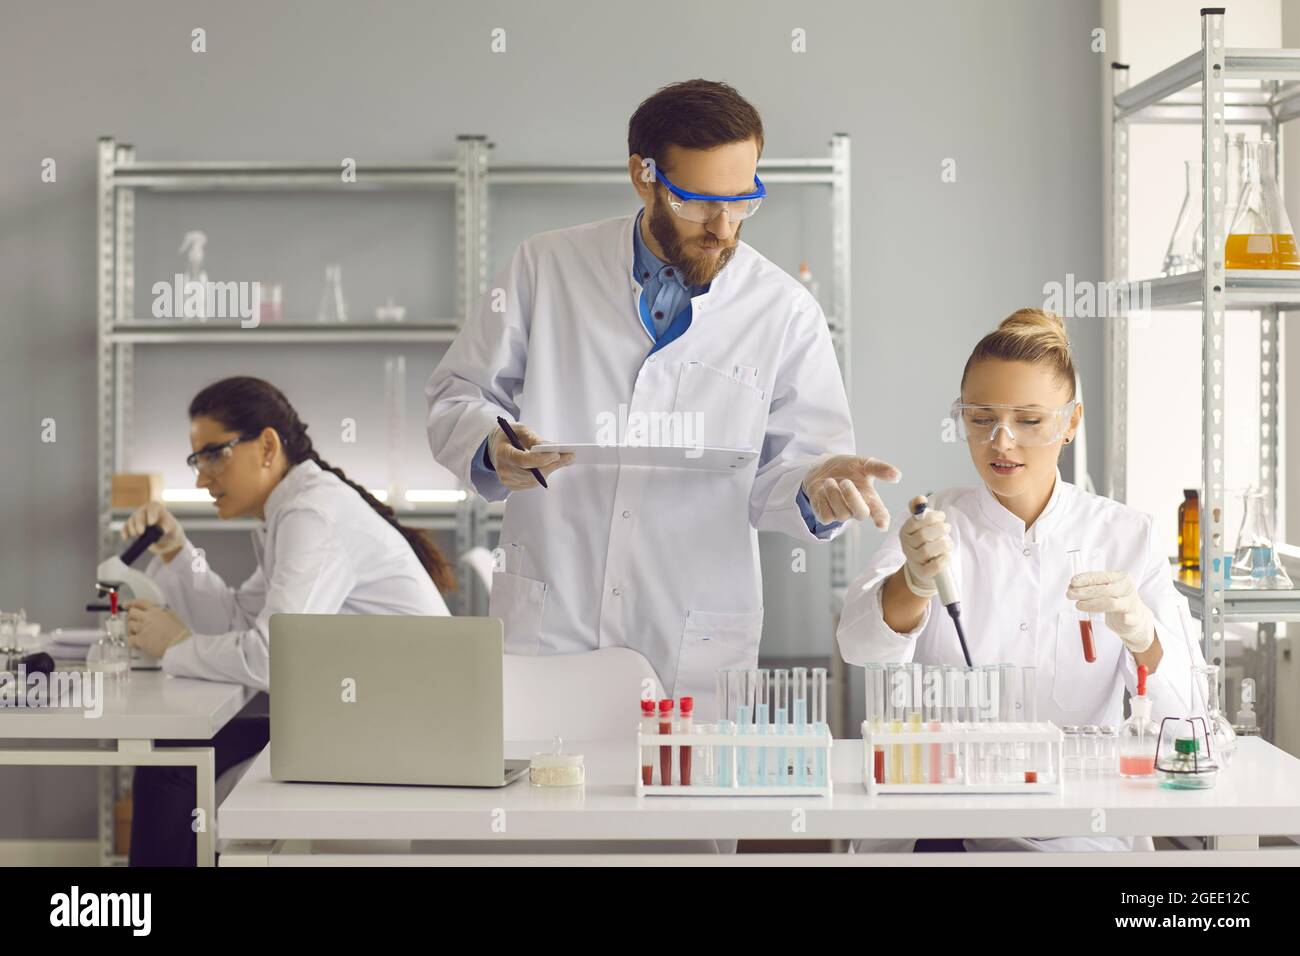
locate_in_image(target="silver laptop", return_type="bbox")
[270,614,528,787]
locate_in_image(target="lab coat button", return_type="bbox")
[1023,548,1031,557]
[1019,622,1028,631]
[622,510,631,519]
[612,587,622,597]
[648,356,656,364]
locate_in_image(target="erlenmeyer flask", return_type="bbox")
[1230,486,1293,588]
[1162,160,1201,276]
[1193,133,1244,269]
[316,264,349,322]
[1193,664,1236,769]
[1225,138,1300,269]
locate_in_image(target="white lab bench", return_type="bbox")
[0,669,254,866]
[217,736,1300,866]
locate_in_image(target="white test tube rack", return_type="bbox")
[862,720,1065,795]
[635,725,833,797]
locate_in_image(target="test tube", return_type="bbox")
[772,669,790,785]
[755,669,770,785]
[658,699,675,787]
[1067,549,1098,664]
[865,664,886,785]
[792,667,808,787]
[998,663,1019,781]
[1022,666,1039,781]
[736,669,756,786]
[963,666,982,783]
[885,663,907,784]
[943,666,964,784]
[811,667,828,788]
[980,665,1002,782]
[905,663,924,784]
[715,669,733,787]
[923,665,944,785]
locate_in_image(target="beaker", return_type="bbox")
[1225,137,1299,269]
[1230,486,1293,588]
[1162,160,1202,276]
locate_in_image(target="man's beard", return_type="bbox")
[647,199,741,287]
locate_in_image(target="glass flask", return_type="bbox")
[1230,486,1293,588]
[1155,717,1220,790]
[316,264,349,322]
[1117,665,1159,777]
[1193,133,1245,268]
[1193,664,1236,768]
[1225,137,1300,269]
[86,612,130,687]
[1162,160,1201,275]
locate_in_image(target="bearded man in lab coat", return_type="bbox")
[426,79,896,718]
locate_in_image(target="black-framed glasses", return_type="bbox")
[186,436,257,477]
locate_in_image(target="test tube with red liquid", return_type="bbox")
[1068,549,1098,664]
[640,699,656,785]
[658,699,674,786]
[678,696,694,785]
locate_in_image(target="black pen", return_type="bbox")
[496,416,548,489]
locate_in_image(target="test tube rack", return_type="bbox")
[635,725,833,797]
[862,720,1064,795]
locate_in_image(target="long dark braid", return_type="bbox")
[188,376,457,593]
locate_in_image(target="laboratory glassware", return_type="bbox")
[1067,548,1098,663]
[658,700,675,786]
[1161,160,1202,275]
[1230,486,1293,588]
[530,737,584,787]
[1194,132,1246,266]
[885,663,908,784]
[1155,717,1220,790]
[1117,664,1159,777]
[923,665,944,784]
[1097,726,1118,775]
[772,669,790,785]
[1225,137,1299,269]
[316,264,349,322]
[735,669,756,785]
[1194,664,1237,768]
[905,663,924,784]
[678,697,694,785]
[792,667,808,786]
[1061,726,1082,774]
[1177,489,1200,572]
[943,666,965,783]
[715,670,733,785]
[639,699,656,785]
[179,231,208,322]
[811,667,829,788]
[865,664,886,784]
[755,669,770,784]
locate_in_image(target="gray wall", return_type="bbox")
[0,0,1102,839]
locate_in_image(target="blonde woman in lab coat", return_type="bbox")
[121,376,453,866]
[837,309,1205,854]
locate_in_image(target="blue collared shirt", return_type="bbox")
[472,210,840,538]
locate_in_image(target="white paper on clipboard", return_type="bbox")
[532,444,758,472]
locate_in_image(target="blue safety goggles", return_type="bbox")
[654,169,766,223]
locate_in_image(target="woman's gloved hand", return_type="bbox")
[121,501,186,558]
[1067,571,1155,653]
[898,508,952,598]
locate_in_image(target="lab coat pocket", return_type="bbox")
[488,570,548,656]
[1050,612,1100,714]
[672,362,766,452]
[673,608,763,714]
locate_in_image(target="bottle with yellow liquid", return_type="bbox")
[1225,138,1300,270]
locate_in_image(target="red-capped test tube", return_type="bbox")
[658,699,675,786]
[678,697,694,785]
[640,699,656,785]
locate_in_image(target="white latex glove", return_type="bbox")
[121,501,186,556]
[1067,571,1155,653]
[898,508,953,598]
[486,423,575,491]
[125,600,192,660]
[801,455,901,529]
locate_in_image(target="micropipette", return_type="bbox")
[910,494,972,667]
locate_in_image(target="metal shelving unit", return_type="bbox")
[1108,8,1300,740]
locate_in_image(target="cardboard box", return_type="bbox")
[111,473,164,509]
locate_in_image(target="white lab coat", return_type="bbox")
[145,459,450,690]
[838,470,1206,853]
[426,214,853,718]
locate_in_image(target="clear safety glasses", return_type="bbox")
[950,400,1078,447]
[186,436,256,477]
[655,169,766,223]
